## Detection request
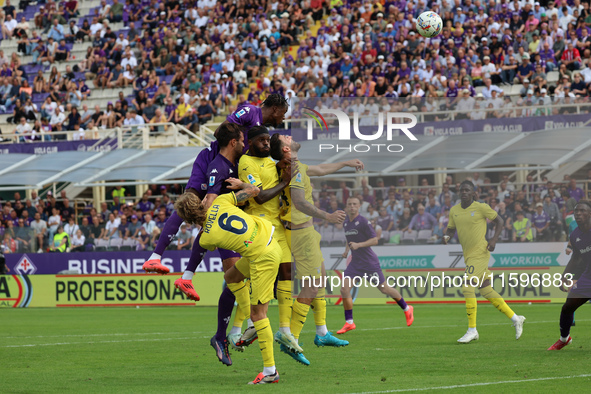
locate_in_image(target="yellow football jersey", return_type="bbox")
[280,162,313,225]
[447,201,498,261]
[238,154,280,221]
[199,193,274,261]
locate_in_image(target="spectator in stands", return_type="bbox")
[64,216,79,239]
[404,205,437,233]
[47,207,61,242]
[49,225,69,253]
[30,212,46,253]
[15,218,32,252]
[2,14,17,40]
[513,211,533,242]
[136,226,150,251]
[104,213,120,240]
[118,215,130,239]
[70,229,86,252]
[2,232,16,253]
[171,223,191,250]
[136,193,154,213]
[532,202,551,242]
[88,215,105,244]
[567,178,584,201]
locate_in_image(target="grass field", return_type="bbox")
[3,303,591,393]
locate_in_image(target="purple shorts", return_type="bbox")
[343,263,385,285]
[569,275,591,298]
[186,141,219,199]
[219,248,241,261]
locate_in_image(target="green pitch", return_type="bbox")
[3,304,591,393]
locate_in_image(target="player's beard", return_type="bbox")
[251,145,270,158]
[291,140,301,152]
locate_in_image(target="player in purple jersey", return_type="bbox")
[336,197,414,335]
[142,94,288,300]
[548,201,591,350]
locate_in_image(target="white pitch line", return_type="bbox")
[349,374,591,393]
[2,331,208,340]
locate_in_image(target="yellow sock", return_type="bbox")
[290,300,310,340]
[311,288,326,326]
[463,286,477,328]
[277,280,293,328]
[480,285,515,319]
[253,318,275,368]
[228,281,250,321]
[233,306,246,329]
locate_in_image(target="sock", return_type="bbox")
[227,281,251,321]
[247,318,253,327]
[290,300,310,340]
[510,313,520,323]
[253,318,275,368]
[560,310,574,339]
[345,308,353,323]
[311,288,326,327]
[215,286,235,341]
[468,327,477,333]
[153,211,184,255]
[479,285,515,319]
[229,326,242,335]
[396,297,408,311]
[560,336,569,342]
[465,297,477,328]
[181,271,194,280]
[148,252,161,261]
[277,280,293,328]
[263,366,276,376]
[316,325,328,336]
[185,232,207,273]
[279,327,291,334]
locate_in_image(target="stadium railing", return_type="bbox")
[0,123,214,149]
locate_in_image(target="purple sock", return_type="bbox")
[560,310,574,338]
[345,309,353,321]
[216,286,236,341]
[154,211,184,255]
[396,298,408,310]
[186,231,206,273]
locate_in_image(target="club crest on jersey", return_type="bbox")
[247,174,256,184]
[296,173,302,183]
[201,183,207,190]
[209,176,215,186]
[244,240,253,247]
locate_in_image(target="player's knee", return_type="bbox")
[340,286,351,297]
[461,285,476,297]
[478,279,491,289]
[278,262,291,281]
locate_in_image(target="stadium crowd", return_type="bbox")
[1,0,591,141]
[0,170,589,254]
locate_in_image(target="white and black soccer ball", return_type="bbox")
[415,11,443,38]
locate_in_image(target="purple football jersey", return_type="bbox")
[186,104,262,196]
[344,214,380,269]
[206,154,238,196]
[568,226,591,296]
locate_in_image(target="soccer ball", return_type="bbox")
[416,11,443,38]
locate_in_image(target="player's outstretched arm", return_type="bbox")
[292,187,346,224]
[226,177,260,203]
[307,159,364,177]
[487,215,504,251]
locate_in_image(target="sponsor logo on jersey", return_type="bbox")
[229,169,233,174]
[471,211,475,216]
[296,173,302,183]
[247,174,256,184]
[210,169,218,174]
[209,176,215,186]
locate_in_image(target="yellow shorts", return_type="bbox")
[464,255,492,288]
[270,219,291,264]
[235,238,281,305]
[286,226,323,280]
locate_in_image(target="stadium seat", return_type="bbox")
[94,239,110,251]
[401,230,417,244]
[510,84,523,96]
[109,238,123,251]
[386,230,403,245]
[547,71,559,84]
[417,230,433,244]
[120,238,137,251]
[331,231,347,247]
